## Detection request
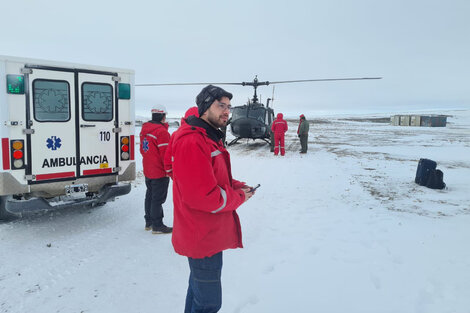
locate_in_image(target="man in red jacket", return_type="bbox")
[170,85,255,313]
[140,104,172,234]
[271,112,288,156]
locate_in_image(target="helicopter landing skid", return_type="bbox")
[227,137,271,147]
[261,138,271,145]
[227,138,241,146]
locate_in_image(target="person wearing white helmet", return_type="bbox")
[139,104,173,234]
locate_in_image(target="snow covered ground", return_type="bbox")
[1,110,469,313]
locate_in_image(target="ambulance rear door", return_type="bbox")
[26,68,77,182]
[77,72,118,178]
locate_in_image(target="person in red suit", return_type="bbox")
[180,106,199,127]
[271,112,288,156]
[139,104,173,234]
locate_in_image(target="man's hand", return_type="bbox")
[241,187,254,203]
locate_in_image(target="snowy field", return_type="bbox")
[1,110,470,313]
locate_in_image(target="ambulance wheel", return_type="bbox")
[0,196,18,221]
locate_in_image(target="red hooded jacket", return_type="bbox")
[271,113,288,134]
[164,107,199,178]
[170,118,247,258]
[140,121,170,179]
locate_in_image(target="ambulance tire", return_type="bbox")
[0,196,18,221]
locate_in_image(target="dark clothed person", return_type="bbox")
[297,114,309,153]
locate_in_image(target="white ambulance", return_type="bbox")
[0,56,135,219]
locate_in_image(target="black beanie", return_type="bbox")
[196,85,233,116]
[152,112,165,123]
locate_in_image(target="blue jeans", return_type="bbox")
[185,252,223,313]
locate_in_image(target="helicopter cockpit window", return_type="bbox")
[248,108,266,123]
[231,107,247,120]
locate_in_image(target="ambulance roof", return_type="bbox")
[0,55,134,75]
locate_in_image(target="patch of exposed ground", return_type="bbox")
[285,119,331,124]
[339,117,391,123]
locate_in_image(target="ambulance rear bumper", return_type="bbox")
[4,182,131,214]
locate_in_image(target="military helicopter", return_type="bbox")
[135,76,382,146]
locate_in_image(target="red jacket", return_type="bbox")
[140,121,170,179]
[170,118,247,258]
[271,113,288,134]
[164,134,175,178]
[164,107,199,178]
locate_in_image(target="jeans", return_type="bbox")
[185,252,223,313]
[144,177,169,227]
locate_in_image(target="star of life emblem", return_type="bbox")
[142,138,149,152]
[46,136,62,150]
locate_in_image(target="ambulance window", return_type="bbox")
[82,83,113,121]
[33,79,71,122]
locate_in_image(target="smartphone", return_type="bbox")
[250,184,261,192]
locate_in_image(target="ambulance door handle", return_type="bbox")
[80,124,96,128]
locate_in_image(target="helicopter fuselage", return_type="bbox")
[229,103,274,140]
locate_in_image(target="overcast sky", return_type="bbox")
[2,0,469,117]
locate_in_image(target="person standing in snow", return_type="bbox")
[179,106,199,127]
[297,114,309,154]
[170,85,255,313]
[139,105,173,234]
[164,106,199,178]
[271,112,288,156]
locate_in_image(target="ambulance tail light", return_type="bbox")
[11,139,25,169]
[120,136,130,160]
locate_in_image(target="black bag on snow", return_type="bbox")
[415,158,437,186]
[426,169,446,189]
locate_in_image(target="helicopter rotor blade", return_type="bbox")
[268,77,382,84]
[136,77,382,87]
[135,82,244,87]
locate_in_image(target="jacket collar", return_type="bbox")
[187,116,223,144]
